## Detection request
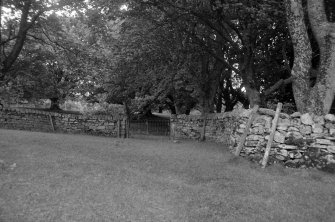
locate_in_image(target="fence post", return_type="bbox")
[48,114,55,132]
[146,119,149,134]
[168,118,172,137]
[124,118,129,138]
[261,103,282,168]
[199,113,207,141]
[117,119,120,138]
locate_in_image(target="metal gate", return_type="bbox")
[129,118,170,136]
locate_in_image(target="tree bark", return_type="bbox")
[240,24,261,108]
[0,0,3,75]
[198,56,222,114]
[1,0,43,78]
[245,85,261,108]
[49,98,62,110]
[307,0,335,114]
[2,1,31,74]
[285,0,335,115]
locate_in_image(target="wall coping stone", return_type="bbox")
[0,107,124,120]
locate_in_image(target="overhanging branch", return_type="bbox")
[263,76,294,97]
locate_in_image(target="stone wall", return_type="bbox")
[170,112,240,144]
[171,108,335,168]
[0,108,126,137]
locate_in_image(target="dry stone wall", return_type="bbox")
[171,108,335,169]
[0,107,126,137]
[171,112,240,144]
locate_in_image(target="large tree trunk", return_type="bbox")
[1,1,43,81]
[240,25,261,108]
[198,57,222,114]
[0,0,3,75]
[285,0,335,115]
[49,98,62,110]
[215,89,223,113]
[245,85,261,108]
[307,0,335,114]
[1,1,31,74]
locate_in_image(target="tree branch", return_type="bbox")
[263,76,294,97]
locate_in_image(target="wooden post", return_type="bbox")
[48,114,55,132]
[124,118,128,138]
[235,105,259,156]
[261,103,282,168]
[170,122,175,140]
[117,120,121,138]
[200,113,207,141]
[171,116,174,140]
[146,119,149,135]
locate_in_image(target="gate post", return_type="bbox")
[124,118,129,138]
[117,119,121,138]
[170,118,175,140]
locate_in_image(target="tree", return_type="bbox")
[124,0,293,110]
[1,9,98,109]
[0,0,85,81]
[18,47,78,110]
[285,0,335,114]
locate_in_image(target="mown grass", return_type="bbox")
[0,129,334,222]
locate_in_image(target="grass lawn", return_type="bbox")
[0,129,335,222]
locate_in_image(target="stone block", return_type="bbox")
[277,144,298,150]
[246,135,263,141]
[277,149,288,157]
[310,133,326,139]
[254,115,272,129]
[237,128,245,133]
[274,131,285,143]
[252,126,265,135]
[315,139,333,145]
[240,109,253,117]
[313,115,325,125]
[239,123,246,129]
[277,125,288,131]
[243,147,256,154]
[312,124,323,134]
[294,152,302,159]
[308,143,328,149]
[299,125,312,135]
[275,155,286,161]
[244,141,259,147]
[325,114,335,122]
[325,123,335,129]
[325,154,335,163]
[291,118,301,126]
[278,118,290,126]
[324,136,335,141]
[301,113,314,125]
[288,126,299,132]
[289,152,295,159]
[290,112,301,118]
[327,146,335,153]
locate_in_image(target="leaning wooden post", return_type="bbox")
[261,103,282,168]
[235,105,259,156]
[48,114,55,132]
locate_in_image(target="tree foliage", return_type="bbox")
[1,0,334,115]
